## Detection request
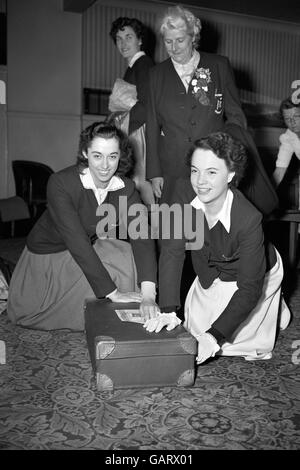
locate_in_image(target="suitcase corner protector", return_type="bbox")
[97,373,114,391]
[96,336,116,359]
[177,369,195,387]
[178,333,197,355]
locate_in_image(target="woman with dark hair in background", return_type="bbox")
[109,17,155,206]
[7,122,159,331]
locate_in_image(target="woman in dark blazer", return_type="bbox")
[7,123,159,331]
[146,5,246,204]
[156,132,290,362]
[110,17,155,205]
[110,17,154,135]
[145,5,278,216]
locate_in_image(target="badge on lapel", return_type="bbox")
[214,89,223,114]
[191,67,212,106]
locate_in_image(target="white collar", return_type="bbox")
[171,49,200,73]
[80,168,125,205]
[128,51,145,68]
[171,50,200,91]
[190,189,233,233]
[285,128,300,142]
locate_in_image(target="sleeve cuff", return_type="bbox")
[141,281,156,300]
[160,305,179,313]
[105,288,118,300]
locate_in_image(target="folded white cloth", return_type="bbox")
[109,78,137,112]
[143,312,181,333]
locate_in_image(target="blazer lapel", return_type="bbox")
[166,58,188,94]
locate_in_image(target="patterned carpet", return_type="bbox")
[0,273,299,450]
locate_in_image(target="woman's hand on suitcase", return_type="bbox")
[139,298,160,321]
[108,290,142,303]
[143,312,181,333]
[196,332,220,364]
[140,281,159,320]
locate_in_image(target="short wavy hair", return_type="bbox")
[186,132,247,186]
[110,17,146,48]
[279,96,300,115]
[77,122,134,177]
[157,5,202,47]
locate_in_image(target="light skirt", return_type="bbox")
[114,113,155,207]
[7,239,138,331]
[129,124,156,207]
[184,249,290,360]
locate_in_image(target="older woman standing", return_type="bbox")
[145,5,247,204]
[7,123,159,331]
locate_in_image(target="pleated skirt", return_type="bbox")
[184,249,290,360]
[7,239,138,331]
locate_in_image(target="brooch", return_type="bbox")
[191,67,212,106]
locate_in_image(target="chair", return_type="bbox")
[266,155,300,268]
[0,235,27,284]
[269,210,300,268]
[0,195,30,237]
[12,160,53,218]
[0,197,29,283]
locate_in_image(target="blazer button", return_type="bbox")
[191,121,196,126]
[187,137,192,142]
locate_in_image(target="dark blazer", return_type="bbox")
[145,52,247,182]
[123,54,154,135]
[224,123,279,215]
[26,166,157,298]
[158,178,276,341]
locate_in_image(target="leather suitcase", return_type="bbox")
[84,299,197,391]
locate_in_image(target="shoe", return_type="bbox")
[245,352,272,361]
[279,298,291,330]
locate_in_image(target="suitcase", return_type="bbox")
[84,299,197,391]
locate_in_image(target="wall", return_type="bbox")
[5,0,82,197]
[83,0,300,108]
